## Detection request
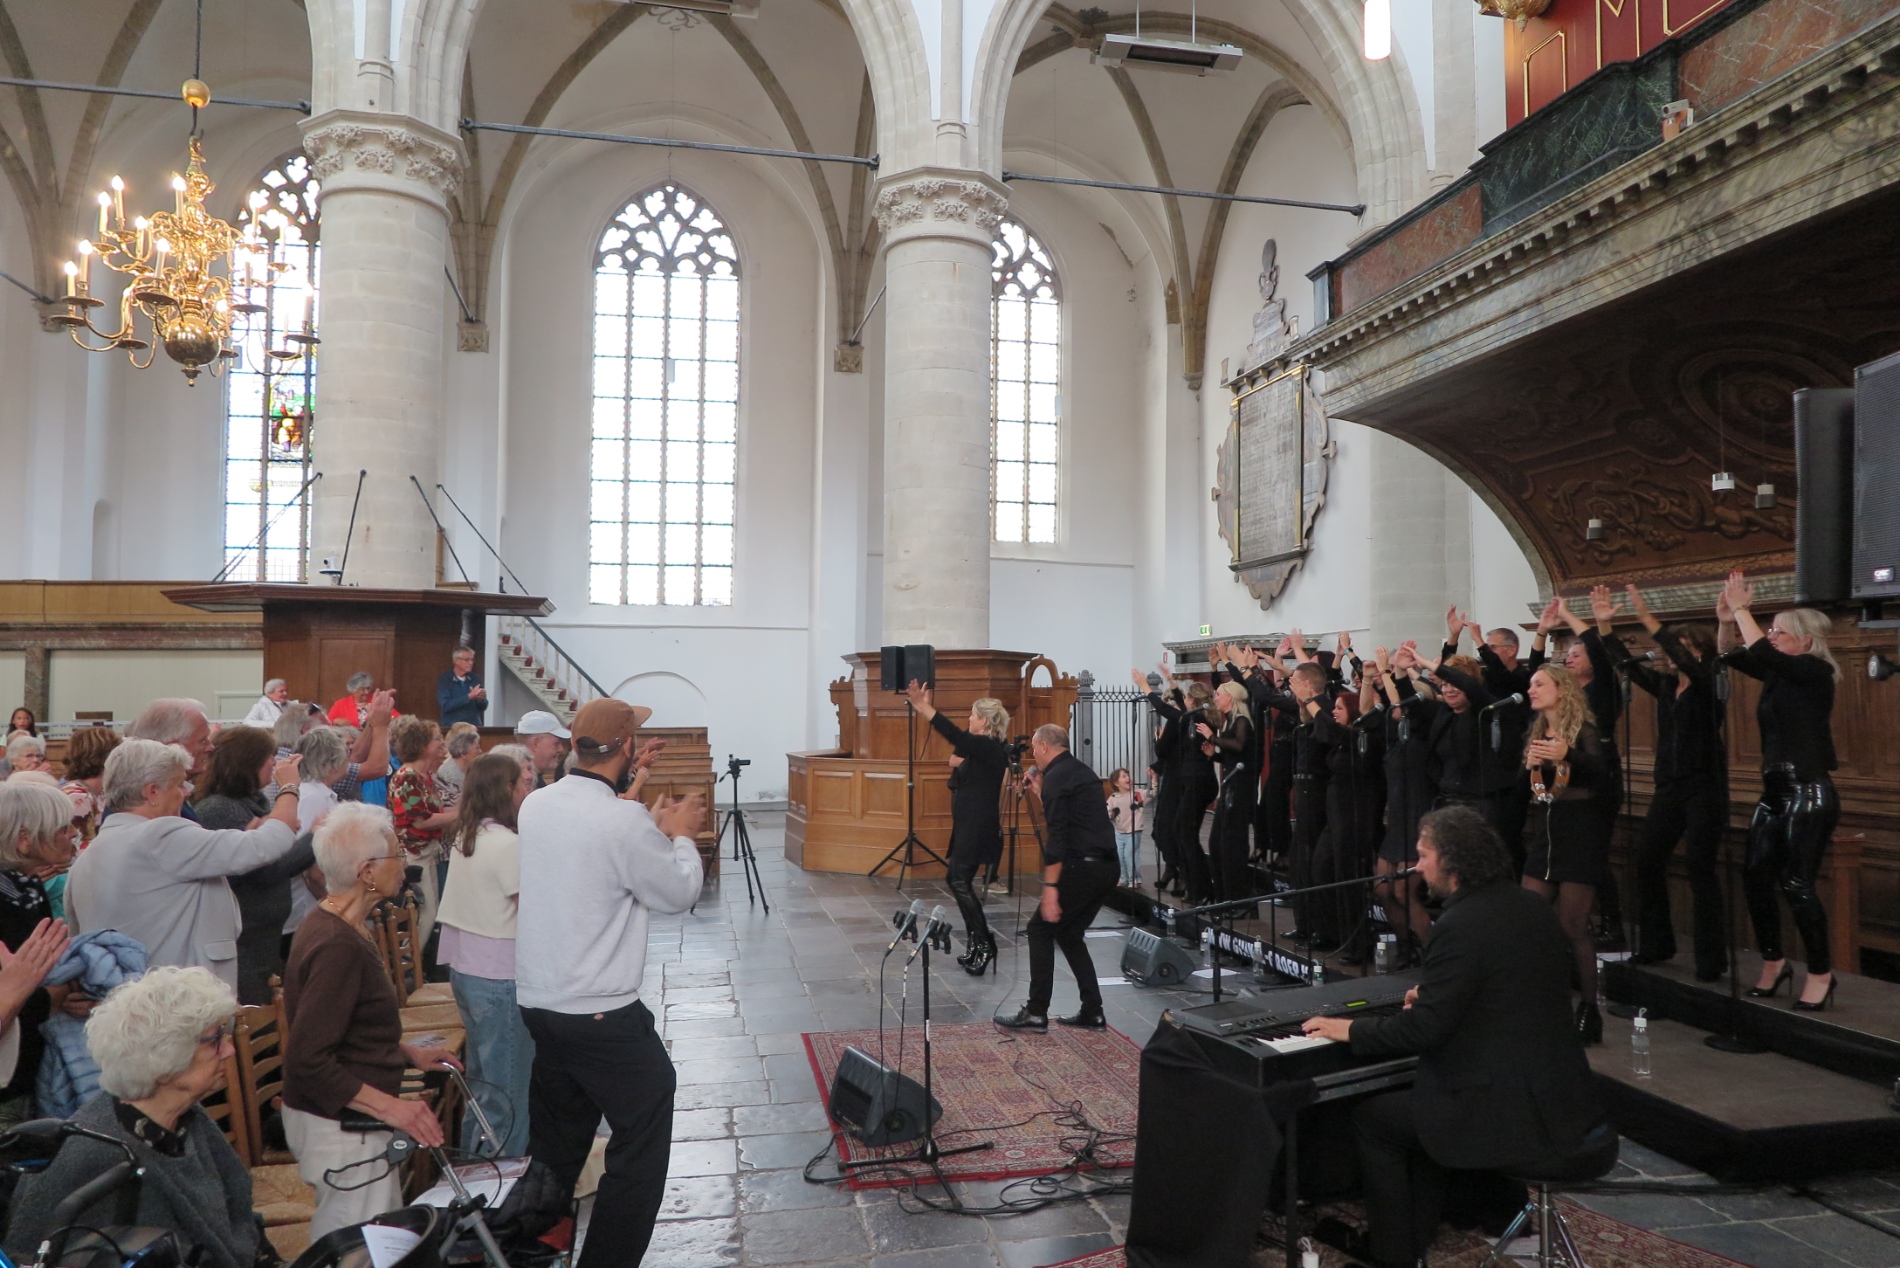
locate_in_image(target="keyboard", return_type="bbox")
[1165,971,1422,1089]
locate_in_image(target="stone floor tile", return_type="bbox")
[639,1215,742,1268]
[656,1173,738,1222]
[738,1166,859,1213]
[870,1244,1005,1268]
[993,1230,1118,1267]
[860,1188,996,1252]
[737,1205,871,1264]
[674,1079,773,1111]
[734,1100,832,1135]
[671,1106,732,1140]
[1668,1218,1856,1267]
[674,1055,767,1085]
[666,1137,739,1178]
[1766,1212,1900,1267]
[737,1129,836,1171]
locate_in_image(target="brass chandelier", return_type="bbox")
[52,78,314,385]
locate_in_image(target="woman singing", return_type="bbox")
[904,680,1010,976]
[1135,667,1185,895]
[1521,665,1617,1044]
[1150,678,1218,903]
[1615,584,1727,980]
[1373,645,1435,957]
[1197,682,1256,904]
[1718,571,1841,1011]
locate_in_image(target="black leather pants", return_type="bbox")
[946,857,992,949]
[1744,766,1839,975]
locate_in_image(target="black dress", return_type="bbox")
[0,870,54,1113]
[1522,721,1615,886]
[929,711,1009,950]
[1206,712,1256,904]
[1312,711,1386,945]
[200,792,318,1007]
[1381,684,1435,864]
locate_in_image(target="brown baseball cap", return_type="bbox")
[569,698,653,757]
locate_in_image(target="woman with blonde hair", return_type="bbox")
[1520,664,1617,1043]
[1197,680,1256,904]
[1718,571,1841,1010]
[903,679,1010,975]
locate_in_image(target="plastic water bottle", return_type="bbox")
[1631,1009,1651,1079]
[1374,933,1397,975]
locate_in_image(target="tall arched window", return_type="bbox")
[990,219,1060,544]
[222,155,319,582]
[590,184,739,606]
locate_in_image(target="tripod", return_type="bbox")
[716,754,769,913]
[870,700,948,889]
[997,749,1044,899]
[842,915,993,1197]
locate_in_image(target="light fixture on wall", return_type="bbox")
[1363,0,1392,61]
[1585,517,1605,541]
[611,0,758,15]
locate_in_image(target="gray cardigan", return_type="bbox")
[66,812,298,990]
[4,1093,263,1268]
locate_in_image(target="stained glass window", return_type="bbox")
[590,184,739,606]
[991,219,1060,544]
[222,154,319,583]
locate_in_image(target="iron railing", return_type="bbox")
[1070,672,1158,789]
[496,615,607,713]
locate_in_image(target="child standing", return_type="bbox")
[1106,768,1146,887]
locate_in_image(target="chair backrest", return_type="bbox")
[381,894,427,999]
[198,1047,252,1165]
[232,1001,289,1167]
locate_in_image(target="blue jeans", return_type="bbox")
[1116,831,1142,883]
[450,970,535,1157]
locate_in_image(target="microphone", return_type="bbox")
[885,899,925,955]
[1639,648,1665,661]
[1481,693,1526,710]
[905,905,950,964]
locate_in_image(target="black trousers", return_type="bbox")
[1209,776,1257,904]
[1745,768,1839,975]
[1289,780,1327,935]
[522,999,675,1267]
[947,855,992,948]
[1175,773,1218,902]
[1354,1090,1447,1267]
[1259,742,1294,860]
[1634,779,1727,974]
[1150,781,1182,879]
[1026,857,1119,1015]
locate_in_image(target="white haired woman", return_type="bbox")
[902,681,1009,975]
[1719,571,1843,1010]
[3,967,266,1268]
[65,739,303,991]
[0,777,76,1126]
[283,803,459,1236]
[243,678,290,728]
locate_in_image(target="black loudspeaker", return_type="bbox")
[1852,350,1900,600]
[878,644,937,693]
[1122,927,1199,987]
[827,1045,942,1147]
[1793,387,1855,605]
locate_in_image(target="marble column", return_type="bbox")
[299,111,463,590]
[872,169,1008,648]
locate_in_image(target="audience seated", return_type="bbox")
[66,740,303,991]
[4,966,268,1268]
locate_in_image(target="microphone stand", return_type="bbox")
[842,916,993,1196]
[1177,869,1420,1002]
[1703,662,1765,1055]
[870,700,949,889]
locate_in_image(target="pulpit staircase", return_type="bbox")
[496,616,602,725]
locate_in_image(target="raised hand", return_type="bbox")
[902,679,931,710]
[1446,605,1464,644]
[1276,633,1296,661]
[1336,631,1353,655]
[1374,644,1392,672]
[1131,668,1150,691]
[1393,641,1419,670]
[1590,584,1618,627]
[1624,583,1660,633]
[1536,597,1561,635]
[1722,570,1755,615]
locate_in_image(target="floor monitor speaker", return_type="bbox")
[1852,351,1900,600]
[827,1045,942,1147]
[1793,388,1854,605]
[1122,926,1198,986]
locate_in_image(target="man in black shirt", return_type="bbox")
[1302,807,1602,1268]
[998,725,1120,1032]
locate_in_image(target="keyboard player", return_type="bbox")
[1299,806,1603,1268]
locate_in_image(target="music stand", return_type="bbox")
[1703,829,1766,1055]
[869,700,949,890]
[842,915,992,1196]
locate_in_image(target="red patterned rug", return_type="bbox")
[1039,1199,1752,1267]
[802,1021,1142,1190]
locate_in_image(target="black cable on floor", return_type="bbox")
[1794,1184,1900,1243]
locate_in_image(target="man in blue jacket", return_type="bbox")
[437,647,489,727]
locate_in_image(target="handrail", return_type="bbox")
[521,616,609,699]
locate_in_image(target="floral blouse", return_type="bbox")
[388,766,445,858]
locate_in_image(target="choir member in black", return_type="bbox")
[1554,588,1628,936]
[1719,571,1842,1010]
[1373,645,1436,956]
[1258,653,1333,946]
[1405,643,1493,814]
[1611,584,1728,980]
[1195,681,1257,905]
[1135,668,1186,896]
[1520,664,1618,1044]
[1257,674,1296,867]
[905,680,1009,976]
[1311,680,1386,959]
[1150,678,1217,903]
[1444,604,1549,869]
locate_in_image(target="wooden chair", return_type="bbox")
[200,1048,252,1166]
[230,1001,317,1226]
[388,894,457,1008]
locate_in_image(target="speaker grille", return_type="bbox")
[1852,351,1900,599]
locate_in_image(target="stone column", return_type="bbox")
[873,169,1008,648]
[299,111,462,589]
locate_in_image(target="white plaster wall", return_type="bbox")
[494,126,821,792]
[47,649,265,723]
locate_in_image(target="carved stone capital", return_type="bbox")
[873,168,1008,249]
[300,110,464,208]
[834,342,863,374]
[457,320,490,353]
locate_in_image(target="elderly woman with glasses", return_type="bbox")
[4,966,271,1268]
[66,739,304,991]
[283,803,460,1237]
[0,777,81,1124]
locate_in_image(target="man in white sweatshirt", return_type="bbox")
[515,698,703,1266]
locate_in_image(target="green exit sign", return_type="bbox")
[1199,624,1211,637]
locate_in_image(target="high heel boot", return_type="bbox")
[964,934,996,977]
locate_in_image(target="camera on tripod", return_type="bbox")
[726,754,750,779]
[1006,735,1033,761]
